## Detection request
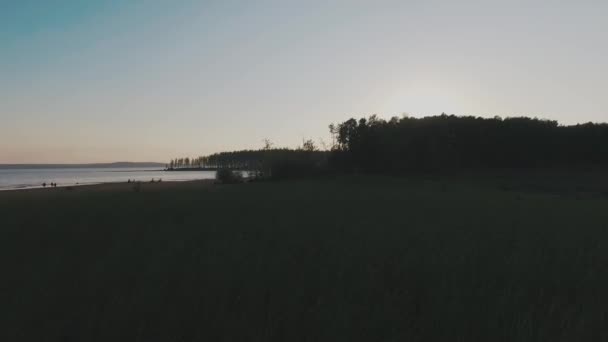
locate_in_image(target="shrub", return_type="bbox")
[216,169,243,184]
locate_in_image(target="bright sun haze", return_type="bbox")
[1,0,607,163]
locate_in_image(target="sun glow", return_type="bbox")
[382,80,476,118]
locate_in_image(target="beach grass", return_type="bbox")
[1,176,608,341]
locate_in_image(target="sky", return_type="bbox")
[1,0,607,163]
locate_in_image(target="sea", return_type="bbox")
[0,167,216,191]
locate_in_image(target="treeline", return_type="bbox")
[168,157,208,169]
[169,149,320,170]
[170,114,608,179]
[168,139,329,179]
[204,148,327,170]
[329,114,608,172]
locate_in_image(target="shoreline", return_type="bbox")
[165,168,247,172]
[0,179,216,196]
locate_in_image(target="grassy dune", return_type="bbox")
[1,176,608,341]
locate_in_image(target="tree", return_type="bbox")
[262,138,274,151]
[302,139,317,152]
[329,124,338,150]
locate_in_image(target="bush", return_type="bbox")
[216,169,243,184]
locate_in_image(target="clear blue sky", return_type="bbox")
[1,0,607,163]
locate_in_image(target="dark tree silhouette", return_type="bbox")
[329,114,608,173]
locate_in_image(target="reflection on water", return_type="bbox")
[0,167,216,191]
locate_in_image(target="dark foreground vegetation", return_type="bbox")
[2,174,608,341]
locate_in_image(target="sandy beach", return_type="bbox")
[0,179,216,199]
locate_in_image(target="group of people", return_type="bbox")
[127,178,162,183]
[40,179,163,188]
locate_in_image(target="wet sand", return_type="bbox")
[0,179,215,199]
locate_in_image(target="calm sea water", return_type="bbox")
[0,167,216,191]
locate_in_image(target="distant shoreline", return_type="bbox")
[0,178,214,194]
[165,167,238,171]
[0,162,166,169]
[0,167,217,191]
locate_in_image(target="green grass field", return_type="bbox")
[1,176,608,341]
